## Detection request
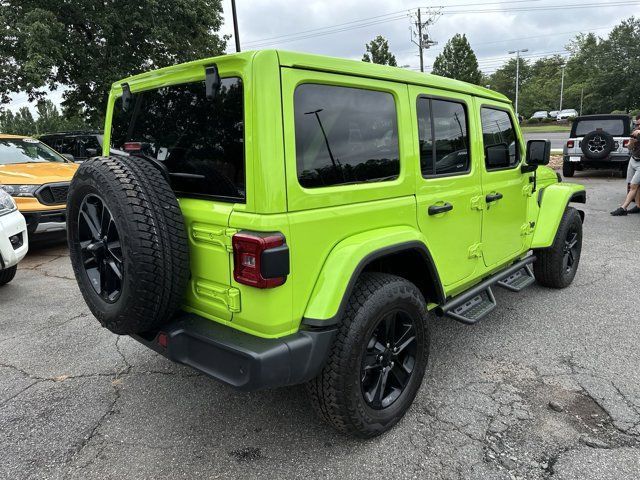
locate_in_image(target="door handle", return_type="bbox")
[428,202,453,215]
[486,192,503,203]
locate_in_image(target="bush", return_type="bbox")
[542,117,555,123]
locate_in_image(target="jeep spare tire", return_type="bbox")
[580,130,615,160]
[67,155,190,335]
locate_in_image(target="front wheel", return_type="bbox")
[306,273,430,438]
[0,265,17,286]
[533,207,583,288]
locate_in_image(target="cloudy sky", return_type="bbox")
[7,0,630,113]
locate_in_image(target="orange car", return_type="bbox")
[0,135,78,234]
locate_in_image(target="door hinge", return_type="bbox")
[520,222,535,236]
[191,225,238,252]
[468,243,483,258]
[470,195,485,211]
[522,184,534,196]
[194,279,241,313]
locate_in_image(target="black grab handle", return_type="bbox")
[428,202,453,215]
[486,192,503,203]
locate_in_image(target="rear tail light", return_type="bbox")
[232,232,289,288]
[157,332,169,348]
[623,139,630,148]
[123,142,142,152]
[566,140,574,148]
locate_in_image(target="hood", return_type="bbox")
[0,162,78,185]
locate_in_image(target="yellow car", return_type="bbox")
[0,135,78,234]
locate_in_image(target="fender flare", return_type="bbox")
[531,183,586,249]
[301,227,444,327]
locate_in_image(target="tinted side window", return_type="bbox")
[294,84,399,188]
[481,108,519,170]
[417,98,469,176]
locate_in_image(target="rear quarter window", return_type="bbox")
[293,83,399,188]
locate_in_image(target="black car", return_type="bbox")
[562,114,633,177]
[39,131,128,162]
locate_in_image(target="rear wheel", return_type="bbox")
[67,156,190,334]
[306,273,430,438]
[534,207,582,288]
[562,162,575,178]
[0,265,17,286]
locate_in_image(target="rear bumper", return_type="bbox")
[563,154,630,168]
[0,210,29,269]
[22,209,67,234]
[132,313,336,391]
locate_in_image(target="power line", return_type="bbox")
[244,1,637,48]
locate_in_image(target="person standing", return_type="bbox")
[611,124,640,216]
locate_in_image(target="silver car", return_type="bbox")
[562,114,632,177]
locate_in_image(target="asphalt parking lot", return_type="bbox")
[523,131,569,150]
[1,172,639,480]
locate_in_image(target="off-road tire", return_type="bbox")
[533,207,582,289]
[306,273,430,438]
[562,162,575,178]
[581,130,615,160]
[0,265,17,286]
[67,155,190,334]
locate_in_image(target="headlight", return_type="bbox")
[0,184,39,197]
[0,188,17,217]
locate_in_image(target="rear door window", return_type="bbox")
[417,98,470,176]
[111,78,245,202]
[293,83,399,188]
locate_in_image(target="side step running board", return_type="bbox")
[437,256,536,325]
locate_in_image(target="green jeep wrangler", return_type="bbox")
[67,50,586,438]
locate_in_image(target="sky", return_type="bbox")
[7,0,630,114]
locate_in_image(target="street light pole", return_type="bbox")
[508,48,528,118]
[559,64,566,112]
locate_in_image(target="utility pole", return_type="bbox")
[508,48,528,118]
[579,87,584,116]
[231,0,241,52]
[410,8,441,73]
[559,64,566,112]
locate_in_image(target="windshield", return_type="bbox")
[111,78,245,201]
[575,119,626,137]
[0,138,68,165]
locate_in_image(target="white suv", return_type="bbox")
[0,188,28,286]
[557,109,578,121]
[563,114,633,178]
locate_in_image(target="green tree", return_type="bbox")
[488,58,531,109]
[362,35,397,66]
[518,56,566,117]
[0,0,227,124]
[584,18,640,113]
[431,34,482,85]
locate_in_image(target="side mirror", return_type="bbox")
[485,143,510,169]
[62,153,75,163]
[526,139,551,166]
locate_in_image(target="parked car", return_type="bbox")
[562,114,633,177]
[0,135,79,234]
[39,131,128,162]
[549,110,559,119]
[66,50,586,438]
[0,187,28,286]
[557,109,578,121]
[530,111,549,120]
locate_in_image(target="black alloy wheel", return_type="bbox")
[78,194,124,303]
[562,226,579,275]
[361,310,417,410]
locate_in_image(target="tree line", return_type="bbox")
[362,17,640,118]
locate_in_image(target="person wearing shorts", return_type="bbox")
[611,126,640,216]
